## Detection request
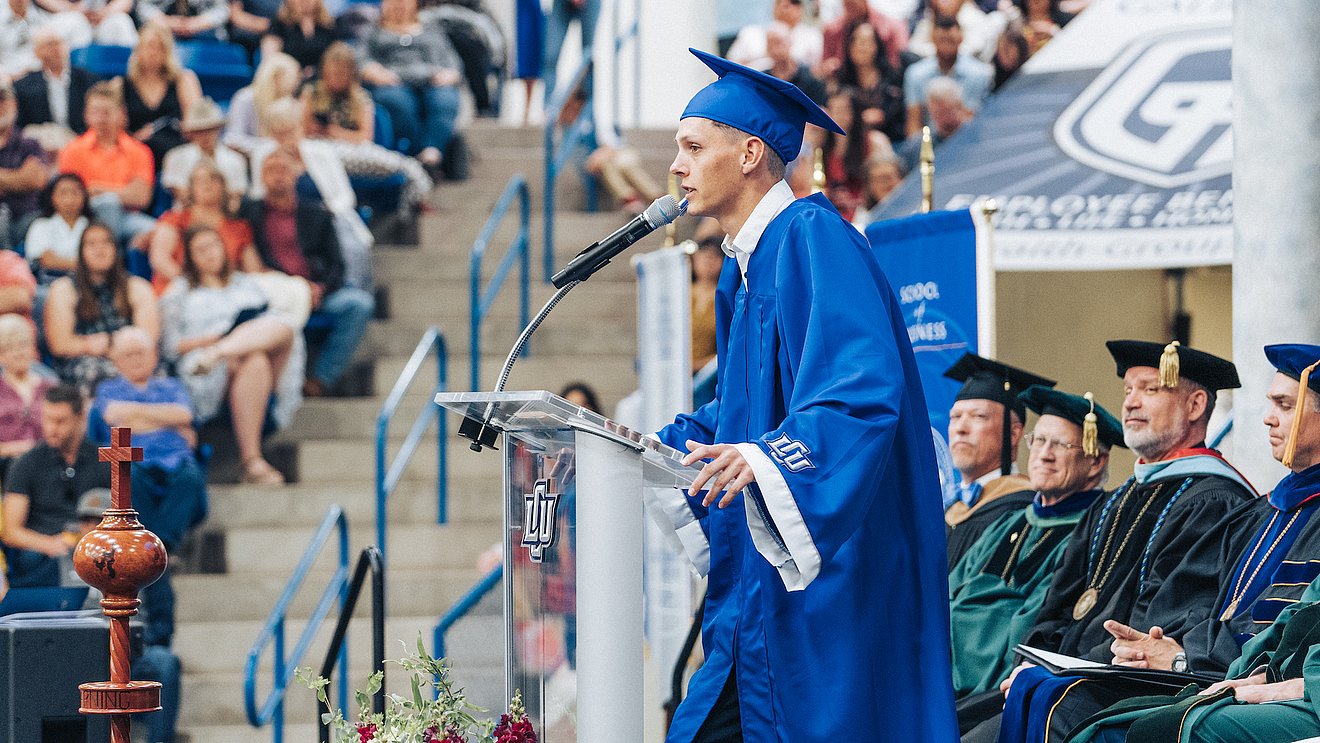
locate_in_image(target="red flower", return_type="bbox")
[356,723,377,742]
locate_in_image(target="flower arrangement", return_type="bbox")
[297,637,538,743]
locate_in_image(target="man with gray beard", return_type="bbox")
[959,340,1257,741]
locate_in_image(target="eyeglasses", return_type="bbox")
[1025,432,1084,453]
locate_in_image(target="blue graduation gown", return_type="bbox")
[653,193,957,742]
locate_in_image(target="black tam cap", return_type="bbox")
[1105,340,1240,391]
[1018,385,1126,452]
[944,353,1057,476]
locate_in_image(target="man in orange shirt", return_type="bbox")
[56,81,157,245]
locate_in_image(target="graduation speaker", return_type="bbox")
[0,613,112,742]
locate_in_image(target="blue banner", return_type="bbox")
[866,209,980,442]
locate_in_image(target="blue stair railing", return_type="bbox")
[541,21,638,282]
[245,506,351,743]
[469,175,531,391]
[433,564,503,662]
[377,327,449,559]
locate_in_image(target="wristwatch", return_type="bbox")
[1171,652,1190,673]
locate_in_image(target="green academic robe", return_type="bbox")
[949,491,1098,698]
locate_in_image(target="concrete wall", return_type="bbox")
[995,266,1232,478]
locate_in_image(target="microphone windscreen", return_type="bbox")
[642,194,687,229]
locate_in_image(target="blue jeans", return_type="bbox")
[311,287,374,386]
[131,461,208,551]
[541,0,600,105]
[4,547,60,587]
[134,644,181,743]
[90,192,157,247]
[369,84,460,155]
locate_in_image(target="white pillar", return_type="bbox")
[1230,0,1320,489]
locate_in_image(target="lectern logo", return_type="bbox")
[521,478,560,563]
[1054,26,1231,188]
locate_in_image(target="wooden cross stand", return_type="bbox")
[72,426,168,743]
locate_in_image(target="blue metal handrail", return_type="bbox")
[244,506,351,743]
[542,21,638,282]
[433,564,503,661]
[376,327,449,559]
[470,176,531,390]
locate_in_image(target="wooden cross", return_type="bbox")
[99,427,143,511]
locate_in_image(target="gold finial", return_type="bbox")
[1159,341,1181,388]
[1082,392,1099,457]
[1283,360,1320,469]
[919,126,935,213]
[811,147,826,195]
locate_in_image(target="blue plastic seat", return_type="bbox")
[175,40,249,67]
[348,102,405,216]
[194,64,255,104]
[70,45,132,78]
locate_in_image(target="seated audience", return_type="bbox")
[241,149,373,398]
[1015,0,1072,56]
[820,90,889,221]
[149,161,260,294]
[0,314,53,482]
[137,0,229,40]
[764,22,826,105]
[820,0,907,79]
[223,51,301,156]
[300,43,434,214]
[0,0,50,79]
[33,0,137,47]
[0,81,52,251]
[897,76,974,173]
[159,225,301,485]
[360,0,462,174]
[948,386,1120,699]
[56,81,157,246]
[44,221,159,395]
[227,0,279,58]
[250,98,373,289]
[858,151,903,225]
[24,172,91,278]
[904,15,992,137]
[908,0,1005,62]
[14,27,100,151]
[260,0,335,75]
[726,0,823,72]
[0,383,109,587]
[123,21,203,170]
[91,325,207,552]
[992,17,1029,90]
[837,20,906,144]
[161,96,249,206]
[0,249,36,316]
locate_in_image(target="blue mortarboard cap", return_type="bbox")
[1265,344,1320,396]
[682,47,844,164]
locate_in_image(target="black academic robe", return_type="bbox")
[946,474,1036,571]
[1022,473,1253,662]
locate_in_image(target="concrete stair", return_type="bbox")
[175,120,678,741]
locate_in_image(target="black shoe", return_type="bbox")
[441,133,471,181]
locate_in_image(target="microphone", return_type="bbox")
[550,195,688,288]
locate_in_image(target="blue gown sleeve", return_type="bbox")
[735,207,908,591]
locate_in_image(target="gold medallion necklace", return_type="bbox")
[1073,482,1164,621]
[1219,509,1302,621]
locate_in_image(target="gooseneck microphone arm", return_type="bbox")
[460,195,687,452]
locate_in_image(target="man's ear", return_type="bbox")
[741,136,768,175]
[1185,387,1209,424]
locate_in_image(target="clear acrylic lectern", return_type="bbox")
[433,391,700,743]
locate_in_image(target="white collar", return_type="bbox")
[962,466,1017,488]
[721,179,795,284]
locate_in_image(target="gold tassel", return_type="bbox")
[1082,392,1099,457]
[1159,341,1181,388]
[1282,360,1320,469]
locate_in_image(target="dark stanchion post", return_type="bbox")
[73,426,167,743]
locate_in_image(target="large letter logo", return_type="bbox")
[1054,27,1230,188]
[767,434,815,473]
[521,479,561,563]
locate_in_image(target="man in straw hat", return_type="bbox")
[160,95,248,204]
[649,47,956,742]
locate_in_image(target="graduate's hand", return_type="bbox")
[1232,678,1304,704]
[1200,673,1267,696]
[1000,662,1034,696]
[683,441,756,509]
[1105,621,1183,670]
